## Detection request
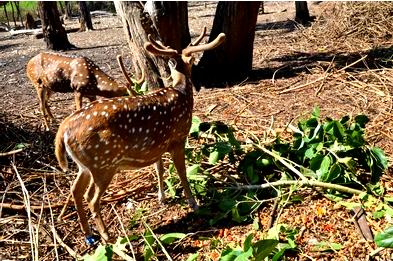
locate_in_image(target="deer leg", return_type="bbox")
[44,90,54,120]
[37,86,50,131]
[74,91,83,110]
[170,143,198,210]
[154,159,165,203]
[86,169,115,242]
[71,166,92,239]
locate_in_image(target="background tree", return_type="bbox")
[38,1,75,50]
[64,1,72,19]
[115,1,185,89]
[13,2,23,27]
[9,1,15,27]
[148,1,190,52]
[295,1,313,25]
[1,1,10,27]
[116,1,260,89]
[79,1,93,31]
[195,1,260,86]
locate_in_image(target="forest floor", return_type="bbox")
[0,2,392,260]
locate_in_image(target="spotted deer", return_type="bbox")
[54,30,225,245]
[26,52,144,130]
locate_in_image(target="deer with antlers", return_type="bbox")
[26,52,144,130]
[54,29,225,245]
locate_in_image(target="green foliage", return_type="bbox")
[219,234,279,261]
[240,109,388,190]
[83,245,113,261]
[375,226,393,248]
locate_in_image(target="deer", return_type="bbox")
[54,29,225,245]
[26,52,144,130]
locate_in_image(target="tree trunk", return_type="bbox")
[114,1,170,90]
[14,2,23,27]
[79,1,93,31]
[10,1,16,27]
[38,1,76,50]
[149,2,190,52]
[64,1,72,19]
[195,1,260,86]
[3,3,10,27]
[58,1,65,15]
[295,1,312,25]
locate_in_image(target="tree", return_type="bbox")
[79,1,93,31]
[115,1,260,89]
[114,1,178,89]
[195,2,260,85]
[148,1,190,52]
[13,2,23,27]
[1,2,10,27]
[38,1,75,50]
[64,1,72,19]
[295,1,313,25]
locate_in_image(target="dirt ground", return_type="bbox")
[0,2,392,260]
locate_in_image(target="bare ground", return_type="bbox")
[0,2,392,260]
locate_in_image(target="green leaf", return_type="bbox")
[209,150,220,164]
[254,239,279,260]
[220,248,242,261]
[317,155,332,181]
[234,247,253,261]
[370,147,388,170]
[354,115,369,128]
[186,253,199,261]
[83,245,113,261]
[324,163,342,182]
[189,116,202,135]
[243,234,254,252]
[311,241,343,252]
[160,233,186,245]
[186,164,200,177]
[312,106,320,118]
[332,121,345,141]
[375,226,393,248]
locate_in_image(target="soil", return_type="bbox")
[0,2,392,260]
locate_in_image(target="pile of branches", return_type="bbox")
[305,2,393,48]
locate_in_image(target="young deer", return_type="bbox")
[54,31,225,245]
[26,52,143,130]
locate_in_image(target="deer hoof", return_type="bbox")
[85,234,100,246]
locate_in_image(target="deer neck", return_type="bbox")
[94,70,128,96]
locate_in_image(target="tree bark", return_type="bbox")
[295,1,312,25]
[38,1,76,50]
[64,1,72,19]
[115,1,170,90]
[195,1,260,86]
[79,1,93,31]
[2,2,10,27]
[14,2,23,27]
[10,1,16,27]
[149,2,190,52]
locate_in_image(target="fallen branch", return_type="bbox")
[0,201,72,211]
[254,144,308,181]
[230,179,364,195]
[0,148,25,157]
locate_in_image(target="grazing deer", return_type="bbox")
[26,52,143,130]
[54,30,225,245]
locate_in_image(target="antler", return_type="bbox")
[117,55,145,85]
[144,34,178,57]
[182,33,226,56]
[190,26,207,46]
